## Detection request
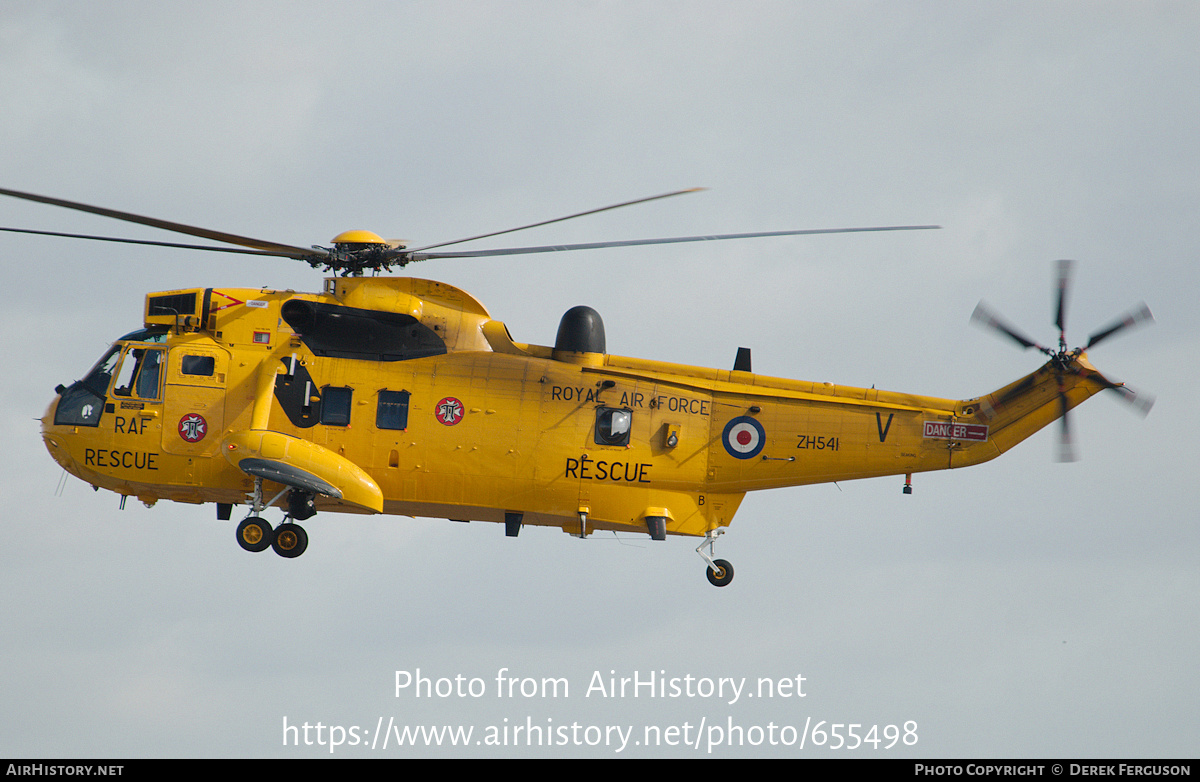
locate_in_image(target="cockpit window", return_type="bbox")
[53,340,167,428]
[54,346,121,427]
[112,347,164,400]
[136,350,162,397]
[83,347,122,397]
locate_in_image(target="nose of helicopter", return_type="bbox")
[41,395,73,472]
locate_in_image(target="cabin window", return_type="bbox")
[594,407,632,446]
[181,355,215,376]
[376,390,410,430]
[321,386,353,426]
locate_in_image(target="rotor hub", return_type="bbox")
[330,229,387,247]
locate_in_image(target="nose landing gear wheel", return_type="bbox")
[272,523,308,558]
[706,558,734,587]
[696,529,734,587]
[236,517,274,553]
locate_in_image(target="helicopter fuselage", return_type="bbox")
[7,185,1148,585]
[41,275,1107,543]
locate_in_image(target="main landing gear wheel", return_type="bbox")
[272,523,308,558]
[706,559,734,587]
[236,516,274,553]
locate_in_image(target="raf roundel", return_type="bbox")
[722,416,766,459]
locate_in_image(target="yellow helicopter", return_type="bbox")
[3,187,1154,586]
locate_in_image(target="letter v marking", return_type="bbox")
[876,412,894,442]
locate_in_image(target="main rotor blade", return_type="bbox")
[410,225,941,261]
[970,301,1051,354]
[1055,259,1075,338]
[406,188,707,254]
[0,187,327,259]
[1084,303,1154,349]
[0,226,309,257]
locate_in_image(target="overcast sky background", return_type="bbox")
[1,1,1197,758]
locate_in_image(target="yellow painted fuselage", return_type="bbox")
[41,277,1108,540]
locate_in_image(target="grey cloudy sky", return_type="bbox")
[1,1,1197,758]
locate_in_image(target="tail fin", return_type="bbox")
[957,352,1146,467]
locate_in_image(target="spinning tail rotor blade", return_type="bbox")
[970,301,1050,353]
[1057,390,1076,463]
[1091,370,1155,417]
[1055,259,1075,344]
[1109,384,1156,417]
[1085,303,1154,350]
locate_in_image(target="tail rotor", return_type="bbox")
[970,261,1154,461]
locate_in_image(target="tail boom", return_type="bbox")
[702,353,1113,495]
[951,353,1110,468]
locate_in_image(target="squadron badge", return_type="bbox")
[434,397,465,426]
[178,413,208,443]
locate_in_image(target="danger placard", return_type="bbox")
[923,421,988,441]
